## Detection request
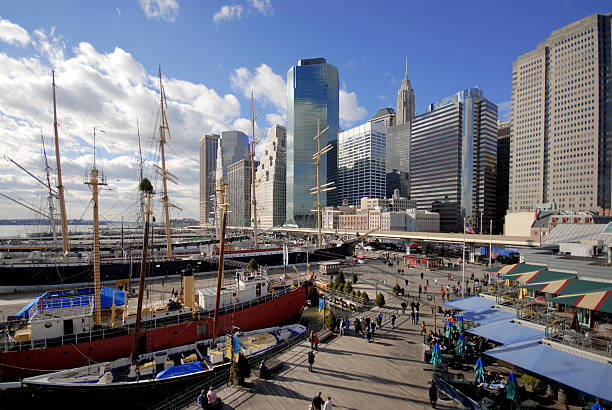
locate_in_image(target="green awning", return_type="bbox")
[498,263,547,278]
[551,290,612,314]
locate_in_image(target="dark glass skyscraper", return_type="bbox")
[286,58,339,227]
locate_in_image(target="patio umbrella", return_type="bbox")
[506,372,519,403]
[456,316,464,332]
[456,333,465,357]
[570,312,580,331]
[445,320,454,339]
[430,343,442,366]
[474,357,485,384]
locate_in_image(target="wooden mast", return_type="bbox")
[310,110,334,248]
[131,183,152,364]
[85,128,106,327]
[52,70,70,254]
[211,182,229,346]
[249,91,262,248]
[155,66,180,260]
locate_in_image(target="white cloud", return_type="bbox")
[250,0,273,16]
[0,17,31,47]
[339,89,368,127]
[139,0,179,22]
[230,64,285,113]
[213,5,244,24]
[0,18,245,221]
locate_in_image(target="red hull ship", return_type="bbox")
[0,275,309,380]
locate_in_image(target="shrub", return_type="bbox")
[362,292,369,302]
[375,293,385,307]
[522,374,543,392]
[335,271,346,285]
[393,282,401,296]
[325,311,337,331]
[246,259,259,272]
[351,289,357,297]
[352,274,358,284]
[343,282,353,294]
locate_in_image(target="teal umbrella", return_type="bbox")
[474,357,485,384]
[506,372,519,403]
[457,317,464,332]
[592,402,602,410]
[445,321,453,339]
[430,343,442,366]
[456,333,465,357]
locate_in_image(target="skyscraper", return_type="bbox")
[411,88,497,232]
[509,14,612,213]
[396,61,416,126]
[286,58,339,227]
[220,131,249,179]
[386,63,416,197]
[338,121,386,206]
[199,133,219,225]
[256,125,287,228]
[496,121,511,233]
[228,158,258,227]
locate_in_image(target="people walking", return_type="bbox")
[313,333,319,351]
[371,321,376,340]
[401,302,407,314]
[312,391,324,410]
[418,285,422,299]
[429,382,438,408]
[421,320,427,336]
[339,318,345,336]
[421,272,424,281]
[391,313,396,329]
[377,312,383,329]
[323,396,333,410]
[410,310,416,324]
[308,350,315,372]
[310,330,315,350]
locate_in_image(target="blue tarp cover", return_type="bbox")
[155,362,205,379]
[443,296,495,312]
[467,320,544,345]
[485,340,612,402]
[461,308,515,325]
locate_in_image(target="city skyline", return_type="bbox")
[0,2,609,222]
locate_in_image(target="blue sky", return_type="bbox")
[0,0,609,221]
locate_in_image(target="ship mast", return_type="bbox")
[310,110,335,248]
[211,181,229,346]
[52,70,70,254]
[84,128,106,327]
[41,132,58,245]
[249,91,263,248]
[154,66,180,261]
[131,179,153,364]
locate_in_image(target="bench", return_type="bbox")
[259,358,283,379]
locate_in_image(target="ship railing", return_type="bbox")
[147,331,308,410]
[26,295,95,320]
[0,285,300,353]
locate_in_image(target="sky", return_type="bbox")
[0,0,609,223]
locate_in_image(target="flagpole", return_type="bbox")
[489,219,492,267]
[462,217,465,298]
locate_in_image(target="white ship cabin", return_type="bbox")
[17,298,95,342]
[198,270,269,311]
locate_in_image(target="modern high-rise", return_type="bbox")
[255,125,287,228]
[411,88,497,232]
[396,62,416,125]
[199,133,219,225]
[228,158,258,227]
[219,131,250,179]
[338,121,386,206]
[509,14,612,213]
[496,121,511,233]
[286,58,339,227]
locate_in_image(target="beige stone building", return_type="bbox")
[509,14,612,214]
[255,125,286,228]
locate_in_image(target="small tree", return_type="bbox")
[246,258,259,272]
[352,274,358,284]
[393,282,401,296]
[375,293,386,307]
[351,289,357,297]
[336,271,346,285]
[230,352,251,386]
[325,311,337,331]
[343,282,353,294]
[362,292,369,302]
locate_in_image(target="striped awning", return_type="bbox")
[551,290,612,314]
[515,270,542,284]
[520,278,612,296]
[534,279,572,294]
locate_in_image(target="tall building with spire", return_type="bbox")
[396,59,416,125]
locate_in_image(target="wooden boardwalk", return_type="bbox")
[186,290,461,409]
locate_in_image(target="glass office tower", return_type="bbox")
[286,58,339,228]
[220,131,249,180]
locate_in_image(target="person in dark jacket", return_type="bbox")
[312,391,324,410]
[308,349,315,372]
[429,382,438,408]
